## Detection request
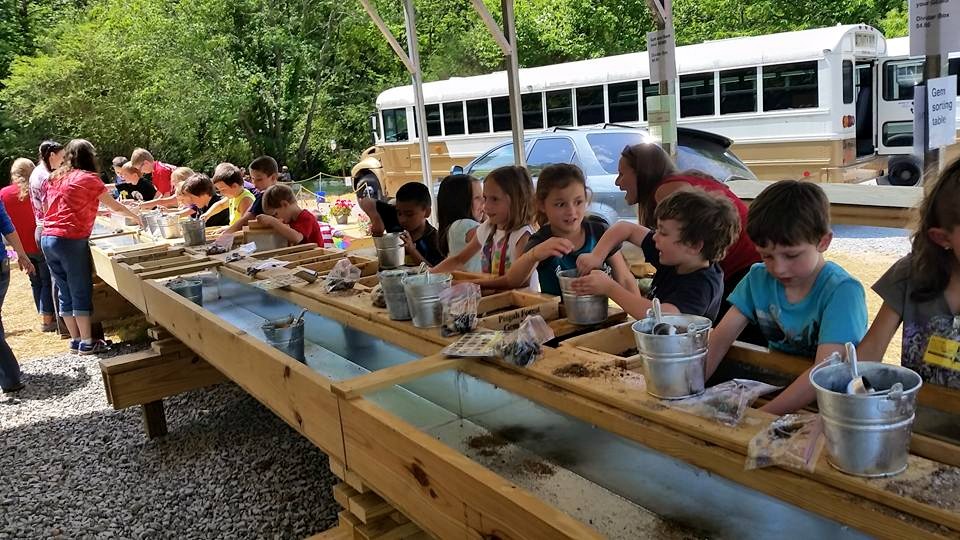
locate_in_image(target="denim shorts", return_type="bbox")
[40,236,93,317]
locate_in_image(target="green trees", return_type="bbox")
[0,0,911,181]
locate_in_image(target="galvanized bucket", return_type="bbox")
[402,273,452,328]
[632,314,712,399]
[810,357,922,477]
[261,317,306,363]
[374,233,405,269]
[556,269,608,325]
[156,214,182,239]
[379,269,411,320]
[181,218,206,246]
[166,277,203,306]
[142,210,162,237]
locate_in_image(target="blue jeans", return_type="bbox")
[28,253,54,316]
[40,236,94,317]
[0,261,22,389]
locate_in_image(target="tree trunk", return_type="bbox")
[296,6,340,167]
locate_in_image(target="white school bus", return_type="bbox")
[352,25,960,198]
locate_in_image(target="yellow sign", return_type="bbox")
[923,335,960,371]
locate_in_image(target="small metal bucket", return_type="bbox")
[633,315,712,399]
[156,214,182,239]
[166,277,203,306]
[556,269,608,325]
[810,358,922,477]
[142,211,162,237]
[379,269,411,320]
[374,233,405,269]
[261,317,306,363]
[402,273,452,328]
[181,218,206,246]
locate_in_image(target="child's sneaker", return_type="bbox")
[78,339,111,356]
[69,339,80,354]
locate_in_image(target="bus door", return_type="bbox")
[876,56,923,155]
[855,61,875,157]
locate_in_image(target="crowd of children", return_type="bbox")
[361,145,960,415]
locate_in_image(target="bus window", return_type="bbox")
[608,81,639,123]
[425,104,442,137]
[492,96,511,132]
[527,138,576,176]
[443,102,465,136]
[576,86,605,126]
[546,90,573,127]
[641,80,659,120]
[468,143,516,179]
[720,68,757,115]
[680,72,716,118]
[382,108,408,142]
[522,93,544,130]
[882,60,923,101]
[467,99,490,134]
[882,121,913,147]
[842,61,854,104]
[763,61,819,111]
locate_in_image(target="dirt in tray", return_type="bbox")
[521,460,556,477]
[619,347,639,357]
[466,434,509,457]
[552,361,631,379]
[887,466,960,511]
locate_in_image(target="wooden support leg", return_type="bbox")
[141,400,168,438]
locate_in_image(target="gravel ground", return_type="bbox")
[0,343,338,540]
[831,225,911,259]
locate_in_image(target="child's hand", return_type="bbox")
[17,256,35,275]
[576,252,604,276]
[571,270,615,296]
[400,231,416,254]
[531,237,574,261]
[257,214,279,227]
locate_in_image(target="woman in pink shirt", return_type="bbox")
[41,139,140,355]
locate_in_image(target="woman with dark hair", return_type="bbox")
[436,174,484,272]
[618,143,760,297]
[40,139,141,355]
[29,140,64,241]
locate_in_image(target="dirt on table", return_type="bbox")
[553,363,597,378]
[465,434,509,457]
[887,466,960,511]
[619,348,639,357]
[522,460,556,477]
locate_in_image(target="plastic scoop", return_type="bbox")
[844,342,874,395]
[651,298,677,336]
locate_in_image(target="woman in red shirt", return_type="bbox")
[40,140,141,355]
[1,158,55,331]
[617,143,761,305]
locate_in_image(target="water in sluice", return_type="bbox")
[201,275,868,539]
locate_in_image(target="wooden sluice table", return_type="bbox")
[88,226,960,540]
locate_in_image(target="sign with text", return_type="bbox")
[928,76,957,149]
[647,23,677,84]
[910,0,960,56]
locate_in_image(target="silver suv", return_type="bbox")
[456,126,757,223]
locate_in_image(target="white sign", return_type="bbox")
[928,76,957,150]
[647,23,677,84]
[910,0,960,56]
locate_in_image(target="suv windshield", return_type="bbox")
[586,132,650,174]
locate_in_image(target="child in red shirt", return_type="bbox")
[258,184,325,246]
[131,148,176,196]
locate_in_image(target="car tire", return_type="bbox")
[355,173,383,200]
[886,156,922,187]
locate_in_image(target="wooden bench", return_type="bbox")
[99,336,227,438]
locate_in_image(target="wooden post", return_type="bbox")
[141,400,168,439]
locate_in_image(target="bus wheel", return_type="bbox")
[355,173,383,200]
[886,156,921,187]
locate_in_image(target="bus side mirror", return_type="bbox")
[451,165,464,174]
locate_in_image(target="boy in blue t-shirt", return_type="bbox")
[705,180,868,415]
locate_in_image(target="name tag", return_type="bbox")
[923,335,960,372]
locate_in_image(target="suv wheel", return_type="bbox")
[355,173,383,200]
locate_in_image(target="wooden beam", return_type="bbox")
[141,400,168,439]
[138,260,221,280]
[99,347,226,409]
[331,355,463,399]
